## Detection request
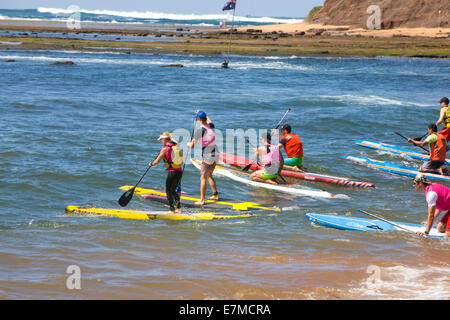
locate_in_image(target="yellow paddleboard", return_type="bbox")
[119,186,281,212]
[65,205,253,221]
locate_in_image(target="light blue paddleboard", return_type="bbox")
[355,139,450,165]
[343,155,450,182]
[306,213,446,238]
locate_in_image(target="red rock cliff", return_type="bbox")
[307,0,449,28]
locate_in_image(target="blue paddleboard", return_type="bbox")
[355,139,450,165]
[306,213,446,238]
[343,155,450,182]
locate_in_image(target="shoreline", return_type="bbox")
[1,20,449,59]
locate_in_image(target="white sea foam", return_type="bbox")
[0,54,168,65]
[352,265,450,299]
[321,94,430,107]
[333,194,352,200]
[0,41,23,45]
[0,53,317,72]
[37,7,303,24]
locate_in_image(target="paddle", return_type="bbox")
[413,132,428,141]
[357,209,418,235]
[242,137,261,172]
[394,132,429,153]
[118,164,152,207]
[274,107,291,131]
[243,108,291,172]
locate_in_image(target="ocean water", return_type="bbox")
[0,8,303,27]
[0,49,449,299]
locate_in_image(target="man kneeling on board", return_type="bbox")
[413,174,450,237]
[408,124,448,176]
[250,132,284,185]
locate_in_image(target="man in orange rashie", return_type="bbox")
[272,124,305,172]
[408,123,448,176]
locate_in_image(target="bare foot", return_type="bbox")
[194,201,205,206]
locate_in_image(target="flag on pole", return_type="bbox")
[222,0,236,11]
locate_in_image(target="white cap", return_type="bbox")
[157,135,170,141]
[413,173,429,184]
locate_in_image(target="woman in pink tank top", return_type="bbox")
[188,110,219,205]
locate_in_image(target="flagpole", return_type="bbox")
[227,6,236,61]
[222,1,236,68]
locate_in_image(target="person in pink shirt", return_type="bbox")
[188,110,219,205]
[413,174,450,237]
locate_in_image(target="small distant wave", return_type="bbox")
[36,7,302,25]
[320,94,430,108]
[333,194,352,200]
[0,53,318,72]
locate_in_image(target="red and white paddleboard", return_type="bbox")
[219,153,375,188]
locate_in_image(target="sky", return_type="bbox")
[4,0,325,18]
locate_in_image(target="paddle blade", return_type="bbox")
[242,163,252,172]
[118,187,135,207]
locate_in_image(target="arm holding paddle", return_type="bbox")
[271,129,284,150]
[188,109,212,149]
[395,132,429,153]
[149,148,168,167]
[407,137,428,148]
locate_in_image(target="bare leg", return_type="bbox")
[250,172,278,185]
[207,175,219,200]
[195,174,207,206]
[206,163,219,200]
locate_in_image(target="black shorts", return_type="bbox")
[420,160,445,171]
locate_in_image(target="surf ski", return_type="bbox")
[343,155,450,182]
[306,213,446,238]
[191,158,335,199]
[65,205,253,221]
[119,185,281,212]
[219,153,374,188]
[355,139,450,165]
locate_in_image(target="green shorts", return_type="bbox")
[257,170,279,180]
[284,157,304,168]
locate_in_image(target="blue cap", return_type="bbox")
[194,110,207,119]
